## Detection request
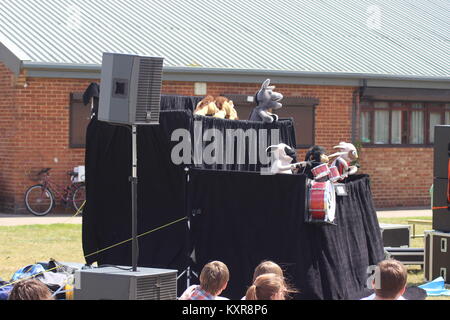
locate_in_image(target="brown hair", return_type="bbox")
[215,96,229,110]
[375,260,407,299]
[253,261,284,283]
[8,279,54,301]
[246,273,286,300]
[195,95,215,111]
[199,261,230,296]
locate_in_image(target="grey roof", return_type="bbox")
[0,0,449,80]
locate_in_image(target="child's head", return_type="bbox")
[246,273,286,300]
[199,261,230,296]
[374,259,407,300]
[253,261,284,282]
[8,279,54,300]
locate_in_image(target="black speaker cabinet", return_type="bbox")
[424,231,450,283]
[434,125,450,179]
[379,224,410,248]
[433,178,450,232]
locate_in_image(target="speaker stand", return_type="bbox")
[130,124,139,272]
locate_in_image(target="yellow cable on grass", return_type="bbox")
[84,216,188,259]
[73,201,86,217]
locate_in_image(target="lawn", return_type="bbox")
[0,216,446,300]
[0,224,84,282]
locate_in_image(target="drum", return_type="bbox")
[311,163,330,180]
[329,166,341,183]
[332,157,349,179]
[307,180,336,223]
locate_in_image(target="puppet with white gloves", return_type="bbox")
[266,143,306,175]
[328,142,359,180]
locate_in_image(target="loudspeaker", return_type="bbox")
[433,177,450,232]
[434,125,450,179]
[99,53,164,125]
[74,267,178,300]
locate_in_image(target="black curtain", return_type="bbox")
[83,95,383,300]
[160,95,203,112]
[83,100,297,294]
[83,111,192,273]
[188,170,384,300]
[193,115,297,172]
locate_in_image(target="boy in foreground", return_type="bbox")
[362,259,407,300]
[179,261,230,300]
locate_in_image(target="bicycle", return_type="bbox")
[24,168,86,217]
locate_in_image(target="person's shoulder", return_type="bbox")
[215,296,230,300]
[360,294,375,300]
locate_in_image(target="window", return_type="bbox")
[274,105,315,148]
[69,93,91,148]
[224,94,317,149]
[360,101,450,146]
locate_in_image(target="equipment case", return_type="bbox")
[379,223,410,248]
[424,230,450,283]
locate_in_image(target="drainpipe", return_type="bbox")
[352,80,367,143]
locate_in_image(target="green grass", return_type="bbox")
[0,224,83,281]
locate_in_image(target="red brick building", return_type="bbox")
[0,1,449,213]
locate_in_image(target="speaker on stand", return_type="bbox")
[74,53,179,300]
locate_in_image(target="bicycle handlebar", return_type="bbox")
[38,168,52,175]
[68,171,79,177]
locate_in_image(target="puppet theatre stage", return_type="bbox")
[83,96,384,300]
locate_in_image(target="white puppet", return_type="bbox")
[328,142,359,179]
[266,143,306,175]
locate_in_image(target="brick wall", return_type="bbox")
[359,148,433,208]
[0,65,432,212]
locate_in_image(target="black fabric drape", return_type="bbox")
[192,115,297,172]
[188,170,384,300]
[83,99,297,294]
[160,95,203,112]
[83,95,382,300]
[83,111,192,272]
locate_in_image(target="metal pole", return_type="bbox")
[131,125,138,272]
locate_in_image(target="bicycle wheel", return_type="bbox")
[72,184,86,214]
[25,185,55,216]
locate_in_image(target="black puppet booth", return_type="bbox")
[83,94,384,300]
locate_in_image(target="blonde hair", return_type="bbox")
[199,261,230,296]
[246,273,286,300]
[375,260,407,299]
[8,279,54,301]
[253,261,284,282]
